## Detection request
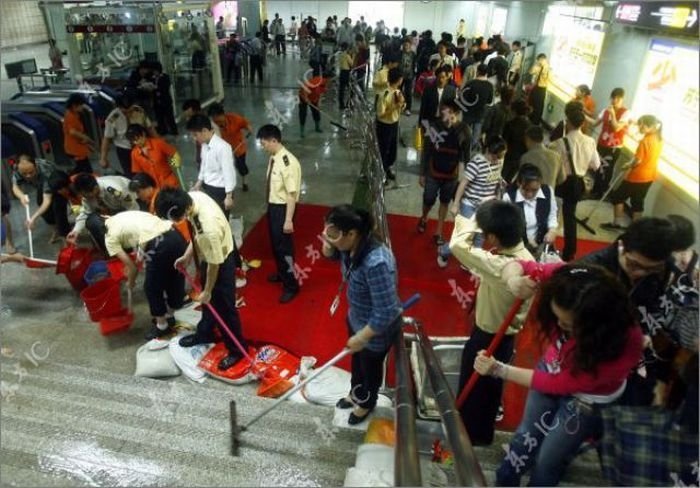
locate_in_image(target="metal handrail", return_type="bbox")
[407,317,487,486]
[393,329,422,487]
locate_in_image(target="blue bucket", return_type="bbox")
[84,261,111,285]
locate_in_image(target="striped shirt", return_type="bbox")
[342,243,402,352]
[461,154,504,206]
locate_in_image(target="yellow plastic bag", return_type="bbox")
[363,418,395,446]
[414,126,423,151]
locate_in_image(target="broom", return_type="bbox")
[230,292,422,456]
[177,264,291,395]
[576,167,629,236]
[305,100,348,131]
[22,203,57,269]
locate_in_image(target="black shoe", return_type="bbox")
[336,398,354,409]
[348,408,373,425]
[242,183,249,192]
[267,273,282,283]
[179,334,213,348]
[145,323,172,341]
[219,353,243,371]
[279,289,299,303]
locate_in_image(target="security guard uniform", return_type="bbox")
[74,175,139,254]
[186,191,248,357]
[104,210,186,321]
[266,145,302,295]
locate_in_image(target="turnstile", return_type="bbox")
[1,113,54,162]
[1,135,18,195]
[1,103,71,167]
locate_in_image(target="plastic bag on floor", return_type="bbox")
[198,342,258,385]
[168,334,214,383]
[173,302,201,327]
[363,418,395,446]
[343,467,393,487]
[135,342,181,378]
[252,345,300,397]
[301,365,351,406]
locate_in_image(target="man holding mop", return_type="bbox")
[155,188,248,371]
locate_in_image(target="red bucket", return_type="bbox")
[58,246,96,292]
[80,277,123,322]
[99,308,134,335]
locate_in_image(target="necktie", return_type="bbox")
[265,156,274,202]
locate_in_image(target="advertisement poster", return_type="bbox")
[629,38,699,198]
[548,23,606,101]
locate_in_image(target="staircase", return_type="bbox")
[0,359,364,487]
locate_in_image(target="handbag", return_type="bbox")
[557,136,584,198]
[414,125,423,151]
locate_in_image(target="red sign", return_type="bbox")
[66,24,155,34]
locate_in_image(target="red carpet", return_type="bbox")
[239,203,610,429]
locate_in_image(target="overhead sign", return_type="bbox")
[628,39,699,200]
[614,2,698,35]
[66,24,155,34]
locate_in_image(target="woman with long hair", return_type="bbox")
[321,205,403,425]
[475,263,643,486]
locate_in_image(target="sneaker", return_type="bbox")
[437,254,448,268]
[495,405,505,423]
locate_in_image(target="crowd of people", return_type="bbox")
[1,11,696,486]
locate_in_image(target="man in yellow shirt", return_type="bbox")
[376,67,406,184]
[257,124,302,303]
[104,210,187,340]
[155,188,249,370]
[449,200,533,445]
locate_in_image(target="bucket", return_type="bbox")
[80,277,123,322]
[84,261,110,285]
[58,246,95,292]
[99,308,134,335]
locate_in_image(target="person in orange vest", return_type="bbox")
[129,172,191,242]
[208,103,253,192]
[63,93,95,174]
[126,124,181,189]
[298,74,328,138]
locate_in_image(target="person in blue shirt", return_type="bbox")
[321,205,402,425]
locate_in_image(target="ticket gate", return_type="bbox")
[1,113,53,162]
[1,135,18,194]
[1,103,72,167]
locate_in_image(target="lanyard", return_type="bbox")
[330,258,354,316]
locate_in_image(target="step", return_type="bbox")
[1,359,364,487]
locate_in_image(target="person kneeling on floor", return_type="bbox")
[155,187,248,371]
[104,210,187,340]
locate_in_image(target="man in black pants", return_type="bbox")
[188,114,236,220]
[376,68,405,183]
[249,32,265,83]
[549,102,600,261]
[11,155,71,242]
[156,188,248,371]
[257,124,301,303]
[104,210,186,340]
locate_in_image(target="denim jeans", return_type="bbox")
[438,200,483,260]
[495,365,604,486]
[468,120,483,152]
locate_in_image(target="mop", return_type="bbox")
[304,100,348,131]
[576,167,629,236]
[229,292,422,456]
[22,203,58,268]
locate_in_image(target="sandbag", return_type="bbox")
[173,302,201,327]
[198,342,258,385]
[301,365,351,406]
[168,334,213,383]
[135,342,181,378]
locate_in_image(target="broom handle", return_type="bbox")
[305,100,347,130]
[242,293,421,431]
[25,204,34,259]
[243,348,352,430]
[177,264,255,364]
[455,298,524,409]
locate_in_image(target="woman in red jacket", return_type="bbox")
[475,263,643,486]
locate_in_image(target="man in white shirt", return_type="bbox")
[507,41,523,87]
[271,17,286,56]
[548,102,600,261]
[188,114,236,220]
